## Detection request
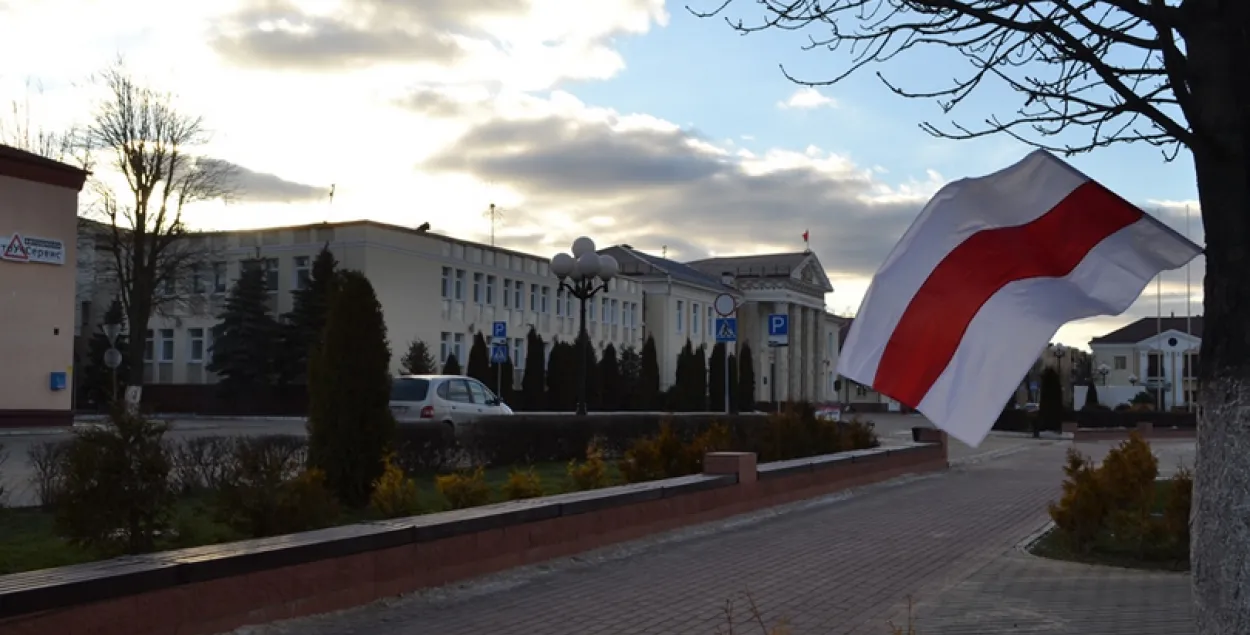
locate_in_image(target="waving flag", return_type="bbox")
[837,150,1202,447]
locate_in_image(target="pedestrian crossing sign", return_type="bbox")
[714,317,737,343]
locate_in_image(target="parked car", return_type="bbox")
[388,375,513,434]
[1022,402,1040,413]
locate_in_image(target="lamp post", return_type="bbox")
[1052,346,1066,405]
[1098,363,1110,386]
[1129,374,1138,387]
[550,237,618,416]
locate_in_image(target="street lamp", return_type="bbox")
[551,237,619,416]
[1129,374,1138,387]
[1098,363,1110,386]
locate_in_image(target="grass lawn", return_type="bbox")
[0,460,623,576]
[1029,479,1189,572]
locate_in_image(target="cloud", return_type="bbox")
[420,91,939,277]
[213,159,327,203]
[778,87,837,110]
[209,0,668,89]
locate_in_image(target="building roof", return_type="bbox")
[601,245,736,293]
[685,252,811,278]
[1090,316,1204,345]
[0,143,90,191]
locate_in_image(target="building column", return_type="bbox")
[789,304,802,401]
[809,307,820,402]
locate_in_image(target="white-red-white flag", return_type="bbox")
[838,150,1202,447]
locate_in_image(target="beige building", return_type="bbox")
[0,145,88,427]
[78,220,844,404]
[1089,316,1201,409]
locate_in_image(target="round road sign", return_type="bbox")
[713,293,736,316]
[103,348,123,369]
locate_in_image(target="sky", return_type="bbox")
[0,0,1204,350]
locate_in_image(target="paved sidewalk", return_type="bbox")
[247,442,1079,635]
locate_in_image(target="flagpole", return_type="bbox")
[1156,266,1163,412]
[1185,205,1193,412]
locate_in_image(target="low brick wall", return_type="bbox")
[1073,425,1196,442]
[0,439,948,635]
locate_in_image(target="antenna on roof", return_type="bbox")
[484,203,505,247]
[661,245,668,259]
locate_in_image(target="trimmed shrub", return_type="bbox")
[619,422,692,483]
[0,442,7,506]
[436,467,492,509]
[1161,466,1193,553]
[167,435,236,494]
[370,454,421,518]
[215,436,329,538]
[308,269,396,508]
[392,426,460,475]
[54,409,175,555]
[1048,448,1106,552]
[500,467,545,500]
[27,440,71,507]
[567,440,610,491]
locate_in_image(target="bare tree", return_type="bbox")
[0,80,92,168]
[86,62,237,388]
[689,2,1249,633]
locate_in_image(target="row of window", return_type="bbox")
[438,333,529,370]
[441,267,638,326]
[161,256,314,296]
[1108,352,1200,377]
[143,328,209,364]
[674,300,715,336]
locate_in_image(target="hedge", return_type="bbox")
[993,407,1198,433]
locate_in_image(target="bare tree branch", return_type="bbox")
[688,0,1197,160]
[84,60,238,378]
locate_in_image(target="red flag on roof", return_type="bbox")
[802,230,809,243]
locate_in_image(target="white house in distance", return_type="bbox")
[1082,315,1201,409]
[75,219,843,403]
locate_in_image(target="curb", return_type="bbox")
[1016,520,1056,553]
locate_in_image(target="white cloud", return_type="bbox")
[778,87,837,110]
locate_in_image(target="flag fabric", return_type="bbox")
[837,150,1202,447]
[802,230,809,243]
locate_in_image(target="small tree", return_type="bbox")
[442,353,461,375]
[521,328,546,410]
[639,335,661,410]
[1084,381,1101,408]
[599,344,622,411]
[307,270,395,508]
[576,332,602,410]
[708,343,727,412]
[399,340,437,375]
[619,345,642,410]
[727,352,740,413]
[498,358,516,405]
[467,332,491,386]
[1039,367,1064,435]
[278,244,337,385]
[545,340,575,411]
[208,260,279,400]
[737,342,756,412]
[693,344,709,411]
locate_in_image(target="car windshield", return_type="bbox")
[390,378,430,402]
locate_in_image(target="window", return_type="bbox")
[454,333,465,361]
[486,275,496,304]
[1147,353,1162,377]
[503,279,513,308]
[1113,355,1127,370]
[159,329,175,362]
[191,264,207,294]
[611,299,619,324]
[856,385,868,397]
[213,262,228,293]
[160,272,176,296]
[512,281,522,309]
[454,269,465,300]
[262,258,279,292]
[602,297,610,324]
[676,300,684,332]
[541,286,551,313]
[555,288,564,316]
[440,332,452,362]
[589,297,597,321]
[144,329,154,362]
[692,303,700,334]
[390,378,430,401]
[467,380,490,404]
[706,306,713,336]
[564,291,572,316]
[513,337,525,369]
[444,379,472,403]
[1184,353,1199,378]
[473,273,484,303]
[294,256,311,291]
[441,267,452,299]
[188,328,205,363]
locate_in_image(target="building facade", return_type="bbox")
[1088,316,1201,409]
[0,145,89,426]
[76,220,845,404]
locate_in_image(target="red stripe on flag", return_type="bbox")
[872,182,1142,408]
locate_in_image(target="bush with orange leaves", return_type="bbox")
[1047,432,1190,564]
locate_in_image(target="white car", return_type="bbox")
[388,374,514,432]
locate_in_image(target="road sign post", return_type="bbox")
[767,313,789,347]
[715,317,738,414]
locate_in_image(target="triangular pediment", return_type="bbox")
[791,253,834,293]
[1133,329,1200,350]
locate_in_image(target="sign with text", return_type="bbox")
[1,233,65,265]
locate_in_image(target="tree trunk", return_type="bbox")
[1186,6,1250,631]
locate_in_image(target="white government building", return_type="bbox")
[1081,315,1201,410]
[76,219,846,405]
